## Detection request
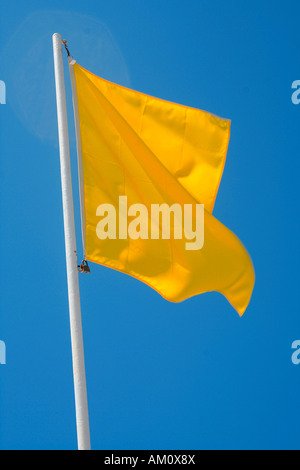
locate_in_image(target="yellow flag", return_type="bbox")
[72,62,255,315]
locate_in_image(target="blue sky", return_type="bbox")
[0,0,300,450]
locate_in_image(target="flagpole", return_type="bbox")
[52,32,91,451]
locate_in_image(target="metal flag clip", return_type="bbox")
[62,39,71,57]
[78,260,90,274]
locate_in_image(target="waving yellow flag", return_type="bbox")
[70,61,255,315]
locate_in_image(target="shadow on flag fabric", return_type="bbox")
[70,61,255,316]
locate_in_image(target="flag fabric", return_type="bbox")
[71,62,255,316]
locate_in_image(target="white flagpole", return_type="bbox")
[52,32,91,451]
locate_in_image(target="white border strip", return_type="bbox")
[68,57,87,259]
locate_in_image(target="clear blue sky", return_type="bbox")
[0,0,299,450]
